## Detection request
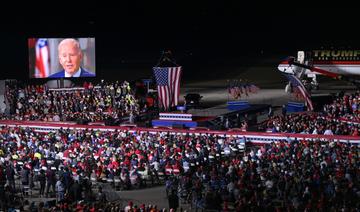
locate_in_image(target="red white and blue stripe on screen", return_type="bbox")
[35,38,50,78]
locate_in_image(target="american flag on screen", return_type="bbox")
[153,67,182,110]
[35,38,50,78]
[285,74,314,111]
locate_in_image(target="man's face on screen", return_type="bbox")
[58,42,82,76]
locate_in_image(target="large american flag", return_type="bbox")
[35,38,50,78]
[153,67,182,110]
[285,74,314,111]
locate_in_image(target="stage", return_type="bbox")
[152,103,270,129]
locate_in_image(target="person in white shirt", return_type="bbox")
[324,128,333,135]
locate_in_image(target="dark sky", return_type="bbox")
[0,3,358,80]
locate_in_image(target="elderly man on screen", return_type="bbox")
[48,38,95,78]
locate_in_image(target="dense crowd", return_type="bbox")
[165,139,360,211]
[323,91,360,121]
[1,82,360,211]
[0,124,358,211]
[0,125,244,211]
[262,113,359,135]
[262,91,360,136]
[4,80,147,124]
[3,198,167,212]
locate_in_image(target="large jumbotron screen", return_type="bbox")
[28,38,96,79]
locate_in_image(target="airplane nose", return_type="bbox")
[278,60,288,71]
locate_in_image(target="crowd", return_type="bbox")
[1,81,360,211]
[4,80,147,124]
[3,198,167,212]
[262,113,360,135]
[0,125,245,211]
[322,91,360,121]
[165,139,360,211]
[0,123,358,211]
[262,91,360,136]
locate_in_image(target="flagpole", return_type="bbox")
[156,50,165,67]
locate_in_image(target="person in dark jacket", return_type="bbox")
[46,168,56,197]
[168,189,179,211]
[20,166,30,195]
[5,163,15,193]
[48,39,95,78]
[38,169,46,197]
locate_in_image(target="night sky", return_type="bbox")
[0,3,358,81]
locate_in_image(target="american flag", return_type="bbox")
[285,74,314,111]
[35,38,50,78]
[153,67,182,110]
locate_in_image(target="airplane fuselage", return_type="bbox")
[278,61,360,76]
[278,50,360,77]
[310,61,360,75]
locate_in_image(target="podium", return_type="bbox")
[152,112,197,128]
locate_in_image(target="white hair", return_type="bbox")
[58,38,81,53]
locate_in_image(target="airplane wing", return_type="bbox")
[282,58,360,86]
[287,59,340,79]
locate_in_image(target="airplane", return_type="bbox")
[278,50,360,90]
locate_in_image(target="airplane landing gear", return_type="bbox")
[310,75,319,90]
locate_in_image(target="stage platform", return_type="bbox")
[152,104,270,129]
[152,117,215,128]
[187,103,269,117]
[152,112,215,128]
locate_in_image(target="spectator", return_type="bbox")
[124,201,133,212]
[97,186,107,203]
[20,166,30,195]
[168,189,179,211]
[38,169,46,197]
[6,163,15,193]
[56,177,65,202]
[46,167,56,197]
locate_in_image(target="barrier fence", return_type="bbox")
[0,120,359,145]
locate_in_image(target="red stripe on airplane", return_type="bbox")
[311,67,339,78]
[280,61,290,64]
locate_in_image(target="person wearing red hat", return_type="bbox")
[124,201,133,212]
[140,203,146,211]
[76,201,85,212]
